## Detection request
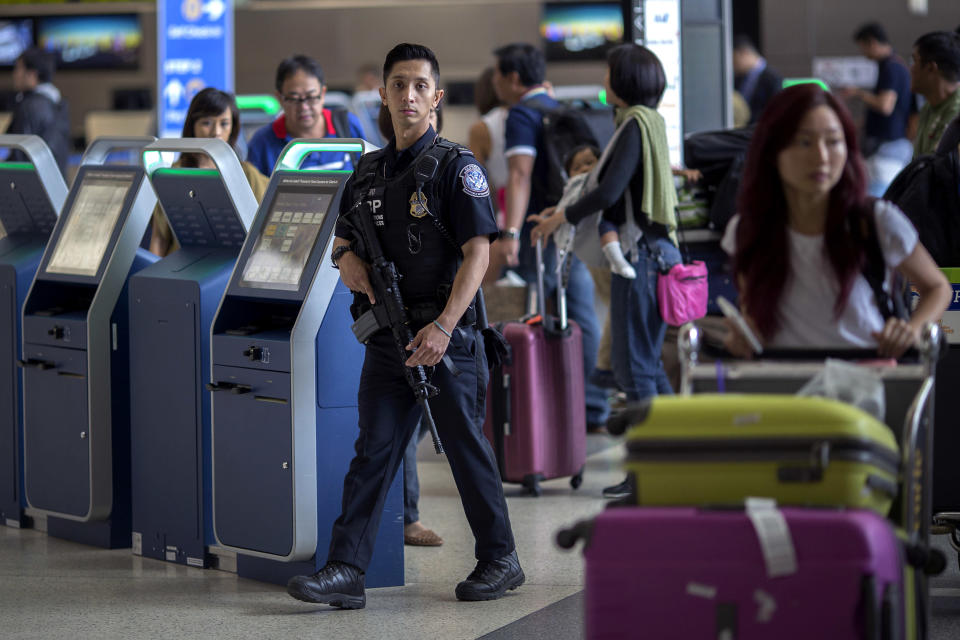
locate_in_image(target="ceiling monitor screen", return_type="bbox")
[0,19,33,68]
[239,189,334,291]
[37,14,141,70]
[46,174,133,277]
[541,2,625,62]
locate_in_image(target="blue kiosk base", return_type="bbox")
[236,470,404,588]
[47,515,131,549]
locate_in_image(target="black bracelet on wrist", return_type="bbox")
[499,228,520,240]
[331,245,352,269]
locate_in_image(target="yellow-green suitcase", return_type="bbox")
[615,394,900,516]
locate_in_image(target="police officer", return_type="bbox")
[286,43,522,609]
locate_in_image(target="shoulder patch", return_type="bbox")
[459,163,490,198]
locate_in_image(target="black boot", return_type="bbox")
[286,561,366,609]
[455,550,525,601]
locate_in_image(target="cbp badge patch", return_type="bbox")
[409,190,429,219]
[459,164,490,198]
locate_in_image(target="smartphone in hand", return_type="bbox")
[717,296,764,354]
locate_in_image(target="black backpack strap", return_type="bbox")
[329,107,361,167]
[413,137,472,259]
[413,138,507,364]
[861,209,910,321]
[329,107,353,138]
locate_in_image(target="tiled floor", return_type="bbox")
[3,434,960,639]
[0,434,624,640]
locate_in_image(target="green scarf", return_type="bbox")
[616,104,678,245]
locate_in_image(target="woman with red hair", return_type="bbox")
[723,84,950,357]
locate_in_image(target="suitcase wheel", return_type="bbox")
[522,474,543,497]
[570,467,584,490]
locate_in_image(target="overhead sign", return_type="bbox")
[630,0,683,166]
[158,0,234,138]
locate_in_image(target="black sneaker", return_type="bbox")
[286,561,366,609]
[455,550,525,601]
[602,476,633,500]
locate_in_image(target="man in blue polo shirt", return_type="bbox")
[491,43,609,434]
[247,54,366,176]
[845,23,914,196]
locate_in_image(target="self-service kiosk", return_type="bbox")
[129,139,258,566]
[20,137,159,548]
[0,135,67,529]
[209,139,403,586]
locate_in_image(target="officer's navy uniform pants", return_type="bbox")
[328,325,516,571]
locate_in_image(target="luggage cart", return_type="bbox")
[677,322,945,636]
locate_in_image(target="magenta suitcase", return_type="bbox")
[482,240,587,496]
[560,507,909,640]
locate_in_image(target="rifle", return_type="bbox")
[340,198,444,455]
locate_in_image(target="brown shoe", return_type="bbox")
[404,527,443,546]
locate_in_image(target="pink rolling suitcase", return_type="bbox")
[559,506,916,640]
[482,240,587,496]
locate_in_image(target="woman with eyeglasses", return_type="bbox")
[150,87,270,257]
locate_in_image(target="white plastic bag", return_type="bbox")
[796,359,885,421]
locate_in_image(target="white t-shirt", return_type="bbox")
[721,200,918,348]
[481,106,508,194]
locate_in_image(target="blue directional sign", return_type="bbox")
[158,0,234,138]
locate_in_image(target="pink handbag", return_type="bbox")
[657,259,708,327]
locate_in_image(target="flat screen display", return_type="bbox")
[0,19,33,67]
[46,175,133,277]
[239,189,333,291]
[37,14,141,70]
[541,2,624,62]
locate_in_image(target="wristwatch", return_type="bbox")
[331,245,353,269]
[498,227,520,240]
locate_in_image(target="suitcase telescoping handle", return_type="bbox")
[534,238,568,331]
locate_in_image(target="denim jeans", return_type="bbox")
[610,237,681,401]
[864,137,914,197]
[403,421,426,525]
[518,231,609,425]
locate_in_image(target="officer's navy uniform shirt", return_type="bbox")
[246,109,366,176]
[334,125,498,303]
[865,55,912,142]
[504,88,561,214]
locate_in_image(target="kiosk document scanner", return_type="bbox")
[129,138,257,567]
[0,135,67,529]
[20,137,158,548]
[209,139,403,587]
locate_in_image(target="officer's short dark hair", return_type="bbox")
[606,43,666,109]
[16,48,54,84]
[493,43,545,87]
[854,23,889,45]
[382,43,440,86]
[733,34,758,54]
[275,55,325,93]
[914,31,960,83]
[181,87,240,150]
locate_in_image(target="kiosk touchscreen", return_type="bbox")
[20,137,158,548]
[0,135,67,529]
[128,139,257,567]
[208,139,402,587]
